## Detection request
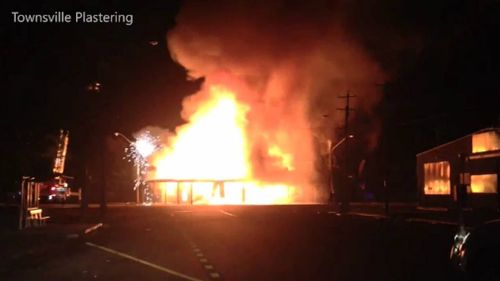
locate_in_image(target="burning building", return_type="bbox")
[139,1,386,205]
[417,128,500,209]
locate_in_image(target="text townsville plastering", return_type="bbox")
[11,11,134,26]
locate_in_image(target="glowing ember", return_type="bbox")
[148,85,297,204]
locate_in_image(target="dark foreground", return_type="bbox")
[1,205,465,281]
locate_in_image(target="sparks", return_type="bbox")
[123,131,160,205]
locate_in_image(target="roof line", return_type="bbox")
[416,127,499,156]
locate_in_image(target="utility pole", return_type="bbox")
[81,81,107,219]
[337,90,356,213]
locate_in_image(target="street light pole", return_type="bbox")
[113,131,158,205]
[329,135,354,155]
[113,132,140,204]
[113,132,134,144]
[329,134,354,207]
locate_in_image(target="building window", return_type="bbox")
[472,131,500,153]
[470,174,498,194]
[424,161,451,195]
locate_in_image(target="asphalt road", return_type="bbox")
[3,205,463,281]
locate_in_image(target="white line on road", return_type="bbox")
[209,272,220,278]
[416,206,448,212]
[84,223,104,234]
[348,212,388,219]
[85,242,203,281]
[327,211,387,219]
[405,218,458,226]
[219,209,237,217]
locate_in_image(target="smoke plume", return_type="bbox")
[166,0,386,201]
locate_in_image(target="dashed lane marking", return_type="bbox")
[183,231,224,280]
[85,242,203,281]
[218,209,237,217]
[209,272,220,279]
[84,223,104,234]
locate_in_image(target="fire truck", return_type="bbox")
[39,129,80,203]
[40,176,80,203]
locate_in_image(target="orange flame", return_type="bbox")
[149,85,298,204]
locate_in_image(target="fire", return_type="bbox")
[154,86,249,180]
[267,145,294,171]
[149,85,297,204]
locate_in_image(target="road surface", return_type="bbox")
[2,205,462,281]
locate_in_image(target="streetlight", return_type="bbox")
[113,131,158,205]
[113,132,157,157]
[328,134,354,207]
[113,132,141,204]
[114,131,157,158]
[329,134,354,156]
[329,134,354,170]
[113,132,133,144]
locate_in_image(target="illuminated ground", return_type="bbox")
[1,205,471,281]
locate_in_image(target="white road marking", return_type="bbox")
[348,212,388,219]
[327,211,387,219]
[204,265,213,269]
[328,210,458,226]
[219,209,237,217]
[209,272,220,278]
[406,218,458,226]
[84,223,104,234]
[196,253,204,257]
[416,206,448,212]
[200,258,208,263]
[85,242,203,281]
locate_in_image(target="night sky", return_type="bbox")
[3,0,500,199]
